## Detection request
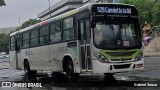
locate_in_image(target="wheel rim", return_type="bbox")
[66,61,73,79]
[24,61,29,75]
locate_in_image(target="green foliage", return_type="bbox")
[16,19,41,31]
[0,0,6,6]
[0,33,9,53]
[21,19,41,29]
[152,0,160,25]
[120,0,154,25]
[0,19,40,53]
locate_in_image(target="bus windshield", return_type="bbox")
[93,16,142,50]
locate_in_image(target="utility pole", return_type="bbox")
[47,0,51,18]
[18,18,21,26]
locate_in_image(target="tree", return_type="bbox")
[21,19,41,29]
[120,0,155,25]
[16,19,41,31]
[152,0,160,25]
[0,33,9,53]
[0,0,6,6]
[0,19,40,53]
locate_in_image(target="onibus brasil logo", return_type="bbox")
[1,82,42,88]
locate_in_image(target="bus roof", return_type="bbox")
[10,3,136,37]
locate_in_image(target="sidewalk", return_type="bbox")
[144,51,160,57]
[143,37,160,57]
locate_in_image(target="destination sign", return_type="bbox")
[92,4,138,16]
[97,7,132,14]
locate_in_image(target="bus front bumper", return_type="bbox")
[92,58,144,74]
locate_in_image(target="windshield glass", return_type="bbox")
[93,16,142,50]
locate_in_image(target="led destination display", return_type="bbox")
[92,4,138,16]
[97,7,132,14]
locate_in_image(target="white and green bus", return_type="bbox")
[10,3,144,80]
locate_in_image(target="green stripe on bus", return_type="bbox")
[99,49,142,62]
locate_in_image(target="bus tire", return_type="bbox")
[103,73,116,82]
[24,60,37,77]
[65,60,79,81]
[104,73,115,76]
[52,72,65,81]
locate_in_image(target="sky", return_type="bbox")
[0,0,60,28]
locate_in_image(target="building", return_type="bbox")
[0,26,17,34]
[83,0,119,3]
[37,0,83,21]
[38,0,120,20]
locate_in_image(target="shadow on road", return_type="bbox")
[21,73,142,88]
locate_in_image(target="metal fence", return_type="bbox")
[142,25,160,48]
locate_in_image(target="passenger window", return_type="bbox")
[39,26,49,45]
[63,17,75,41]
[22,32,29,48]
[10,37,15,50]
[30,29,39,47]
[50,22,61,43]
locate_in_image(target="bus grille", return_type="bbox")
[113,64,130,69]
[111,58,132,62]
[106,51,136,57]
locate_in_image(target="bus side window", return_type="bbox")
[30,29,39,47]
[63,17,75,41]
[14,34,21,51]
[50,22,61,43]
[10,37,15,50]
[39,25,49,45]
[22,32,30,48]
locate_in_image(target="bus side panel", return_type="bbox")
[17,51,23,70]
[75,41,81,73]
[49,41,80,73]
[21,48,30,69]
[29,45,50,71]
[9,51,17,69]
[49,43,63,72]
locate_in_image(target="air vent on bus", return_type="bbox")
[106,51,136,56]
[113,64,130,69]
[111,58,132,62]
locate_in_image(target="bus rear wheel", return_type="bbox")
[65,60,79,81]
[24,60,37,77]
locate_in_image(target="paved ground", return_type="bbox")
[0,57,160,90]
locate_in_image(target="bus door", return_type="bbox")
[79,18,92,71]
[15,34,21,69]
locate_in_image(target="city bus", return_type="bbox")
[9,3,144,80]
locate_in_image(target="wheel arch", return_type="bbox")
[62,55,74,72]
[23,57,29,69]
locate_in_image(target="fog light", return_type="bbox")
[136,63,143,68]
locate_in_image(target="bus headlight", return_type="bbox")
[94,52,109,63]
[134,53,143,61]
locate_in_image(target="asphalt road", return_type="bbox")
[0,57,160,90]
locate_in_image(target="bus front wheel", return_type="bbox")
[24,60,37,77]
[103,73,116,82]
[65,60,79,81]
